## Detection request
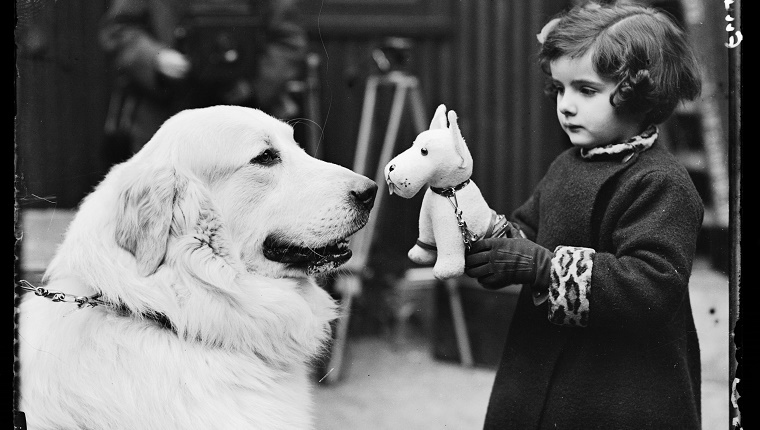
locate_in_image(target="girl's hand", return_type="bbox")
[465,238,552,294]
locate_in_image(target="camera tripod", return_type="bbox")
[320,68,428,384]
[323,59,475,384]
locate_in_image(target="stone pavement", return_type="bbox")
[314,259,732,429]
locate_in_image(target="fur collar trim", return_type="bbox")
[580,126,658,160]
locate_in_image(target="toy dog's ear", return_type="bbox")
[447,110,469,167]
[429,104,448,130]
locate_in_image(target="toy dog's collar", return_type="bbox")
[430,179,470,197]
[428,179,478,249]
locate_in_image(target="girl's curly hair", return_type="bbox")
[538,1,701,125]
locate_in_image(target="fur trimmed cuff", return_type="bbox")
[547,246,594,327]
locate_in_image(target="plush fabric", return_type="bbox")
[483,140,704,430]
[384,105,497,280]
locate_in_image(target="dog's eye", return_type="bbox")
[250,149,280,166]
[420,148,428,156]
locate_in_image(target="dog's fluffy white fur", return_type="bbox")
[18,105,376,430]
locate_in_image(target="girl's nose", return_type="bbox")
[557,94,576,116]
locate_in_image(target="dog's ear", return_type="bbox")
[447,110,470,167]
[429,104,448,130]
[114,166,182,277]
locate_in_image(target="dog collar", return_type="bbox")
[17,279,175,331]
[430,179,471,197]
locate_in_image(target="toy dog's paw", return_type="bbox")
[408,245,436,265]
[432,263,464,280]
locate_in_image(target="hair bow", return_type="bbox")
[536,17,561,44]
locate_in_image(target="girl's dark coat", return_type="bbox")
[484,142,703,430]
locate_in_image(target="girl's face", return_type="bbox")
[550,52,644,149]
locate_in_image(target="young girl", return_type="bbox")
[464,2,704,429]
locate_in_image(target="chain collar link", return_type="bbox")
[17,279,108,308]
[431,182,480,251]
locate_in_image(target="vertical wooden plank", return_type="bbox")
[17,0,110,208]
[473,0,491,201]
[526,1,546,190]
[504,0,526,213]
[491,0,509,213]
[418,38,435,116]
[437,42,454,109]
[454,0,472,130]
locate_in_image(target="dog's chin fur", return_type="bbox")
[18,105,376,430]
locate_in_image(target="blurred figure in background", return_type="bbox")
[99,0,306,160]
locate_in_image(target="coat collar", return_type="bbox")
[580,125,658,162]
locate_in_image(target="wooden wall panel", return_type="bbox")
[16,0,110,209]
[300,0,453,35]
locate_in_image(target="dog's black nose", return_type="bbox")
[352,182,378,210]
[388,164,395,172]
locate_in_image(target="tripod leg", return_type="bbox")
[350,82,410,269]
[353,76,380,176]
[304,53,323,159]
[408,81,429,134]
[445,278,474,367]
[377,82,411,179]
[324,75,382,384]
[321,274,360,384]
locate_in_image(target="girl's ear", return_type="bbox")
[114,166,183,276]
[429,104,448,130]
[447,110,469,167]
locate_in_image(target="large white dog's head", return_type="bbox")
[104,105,377,280]
[384,104,473,198]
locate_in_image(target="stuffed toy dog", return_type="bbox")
[384,104,508,280]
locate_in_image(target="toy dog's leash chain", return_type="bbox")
[433,182,480,251]
[16,279,107,308]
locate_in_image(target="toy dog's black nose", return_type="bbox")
[351,181,378,210]
[388,164,395,172]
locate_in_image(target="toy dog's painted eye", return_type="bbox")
[420,148,428,156]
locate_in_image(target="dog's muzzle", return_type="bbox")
[263,179,377,275]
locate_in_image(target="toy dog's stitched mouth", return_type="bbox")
[386,177,399,195]
[263,235,353,275]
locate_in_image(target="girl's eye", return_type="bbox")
[420,148,428,156]
[580,87,597,96]
[250,149,280,165]
[554,84,564,95]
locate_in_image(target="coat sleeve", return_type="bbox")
[98,0,168,93]
[510,188,542,242]
[251,0,308,109]
[547,169,704,331]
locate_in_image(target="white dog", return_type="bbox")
[17,105,377,430]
